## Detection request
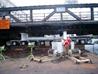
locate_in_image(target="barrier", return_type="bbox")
[0,19,10,29]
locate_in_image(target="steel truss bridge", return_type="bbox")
[0,3,98,44]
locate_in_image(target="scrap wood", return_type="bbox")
[68,56,91,64]
[39,56,53,62]
[30,56,53,63]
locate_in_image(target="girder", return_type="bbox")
[0,3,98,11]
[0,3,98,22]
[11,21,98,27]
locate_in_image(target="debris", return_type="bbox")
[69,56,91,64]
[19,64,28,70]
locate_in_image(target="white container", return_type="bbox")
[21,33,28,41]
[52,42,64,55]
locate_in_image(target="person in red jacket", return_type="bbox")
[64,37,71,47]
[63,37,71,54]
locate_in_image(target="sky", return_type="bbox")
[10,0,98,6]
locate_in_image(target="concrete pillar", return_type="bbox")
[63,31,67,39]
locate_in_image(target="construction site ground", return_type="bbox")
[0,49,98,74]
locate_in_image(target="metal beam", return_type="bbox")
[28,37,61,41]
[42,10,56,21]
[91,7,94,20]
[60,13,63,21]
[0,12,9,16]
[0,4,98,11]
[30,10,33,21]
[9,14,21,22]
[66,9,81,21]
[11,21,98,27]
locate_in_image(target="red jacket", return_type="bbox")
[64,37,71,48]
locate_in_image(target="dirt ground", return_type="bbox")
[0,52,98,74]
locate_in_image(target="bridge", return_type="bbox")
[0,3,98,44]
[0,4,98,22]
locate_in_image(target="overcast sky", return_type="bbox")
[10,0,98,6]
